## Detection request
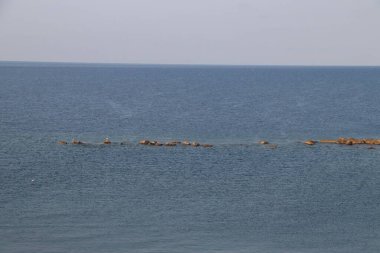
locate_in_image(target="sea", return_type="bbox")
[0,62,380,253]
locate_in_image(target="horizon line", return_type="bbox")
[1,60,380,68]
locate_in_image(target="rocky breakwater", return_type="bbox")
[139,140,213,148]
[304,138,380,146]
[58,138,123,145]
[58,139,85,145]
[319,138,380,146]
[138,140,163,146]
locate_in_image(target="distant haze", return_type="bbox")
[0,0,379,65]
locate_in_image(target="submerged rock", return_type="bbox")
[164,142,177,146]
[58,140,68,145]
[259,140,269,145]
[202,144,213,148]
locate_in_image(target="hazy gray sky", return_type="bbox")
[0,0,379,65]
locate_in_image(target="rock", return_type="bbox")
[182,141,191,145]
[304,140,316,145]
[58,140,68,145]
[337,137,347,144]
[139,140,150,145]
[191,142,200,147]
[139,140,162,146]
[202,144,213,148]
[71,139,82,145]
[259,140,269,145]
[346,138,363,145]
[352,138,365,144]
[345,140,353,145]
[336,137,364,145]
[337,138,362,145]
[103,138,111,144]
[364,139,380,145]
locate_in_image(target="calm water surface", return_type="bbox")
[1,62,380,253]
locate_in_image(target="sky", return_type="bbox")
[0,0,379,65]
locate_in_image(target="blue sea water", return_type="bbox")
[0,62,380,253]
